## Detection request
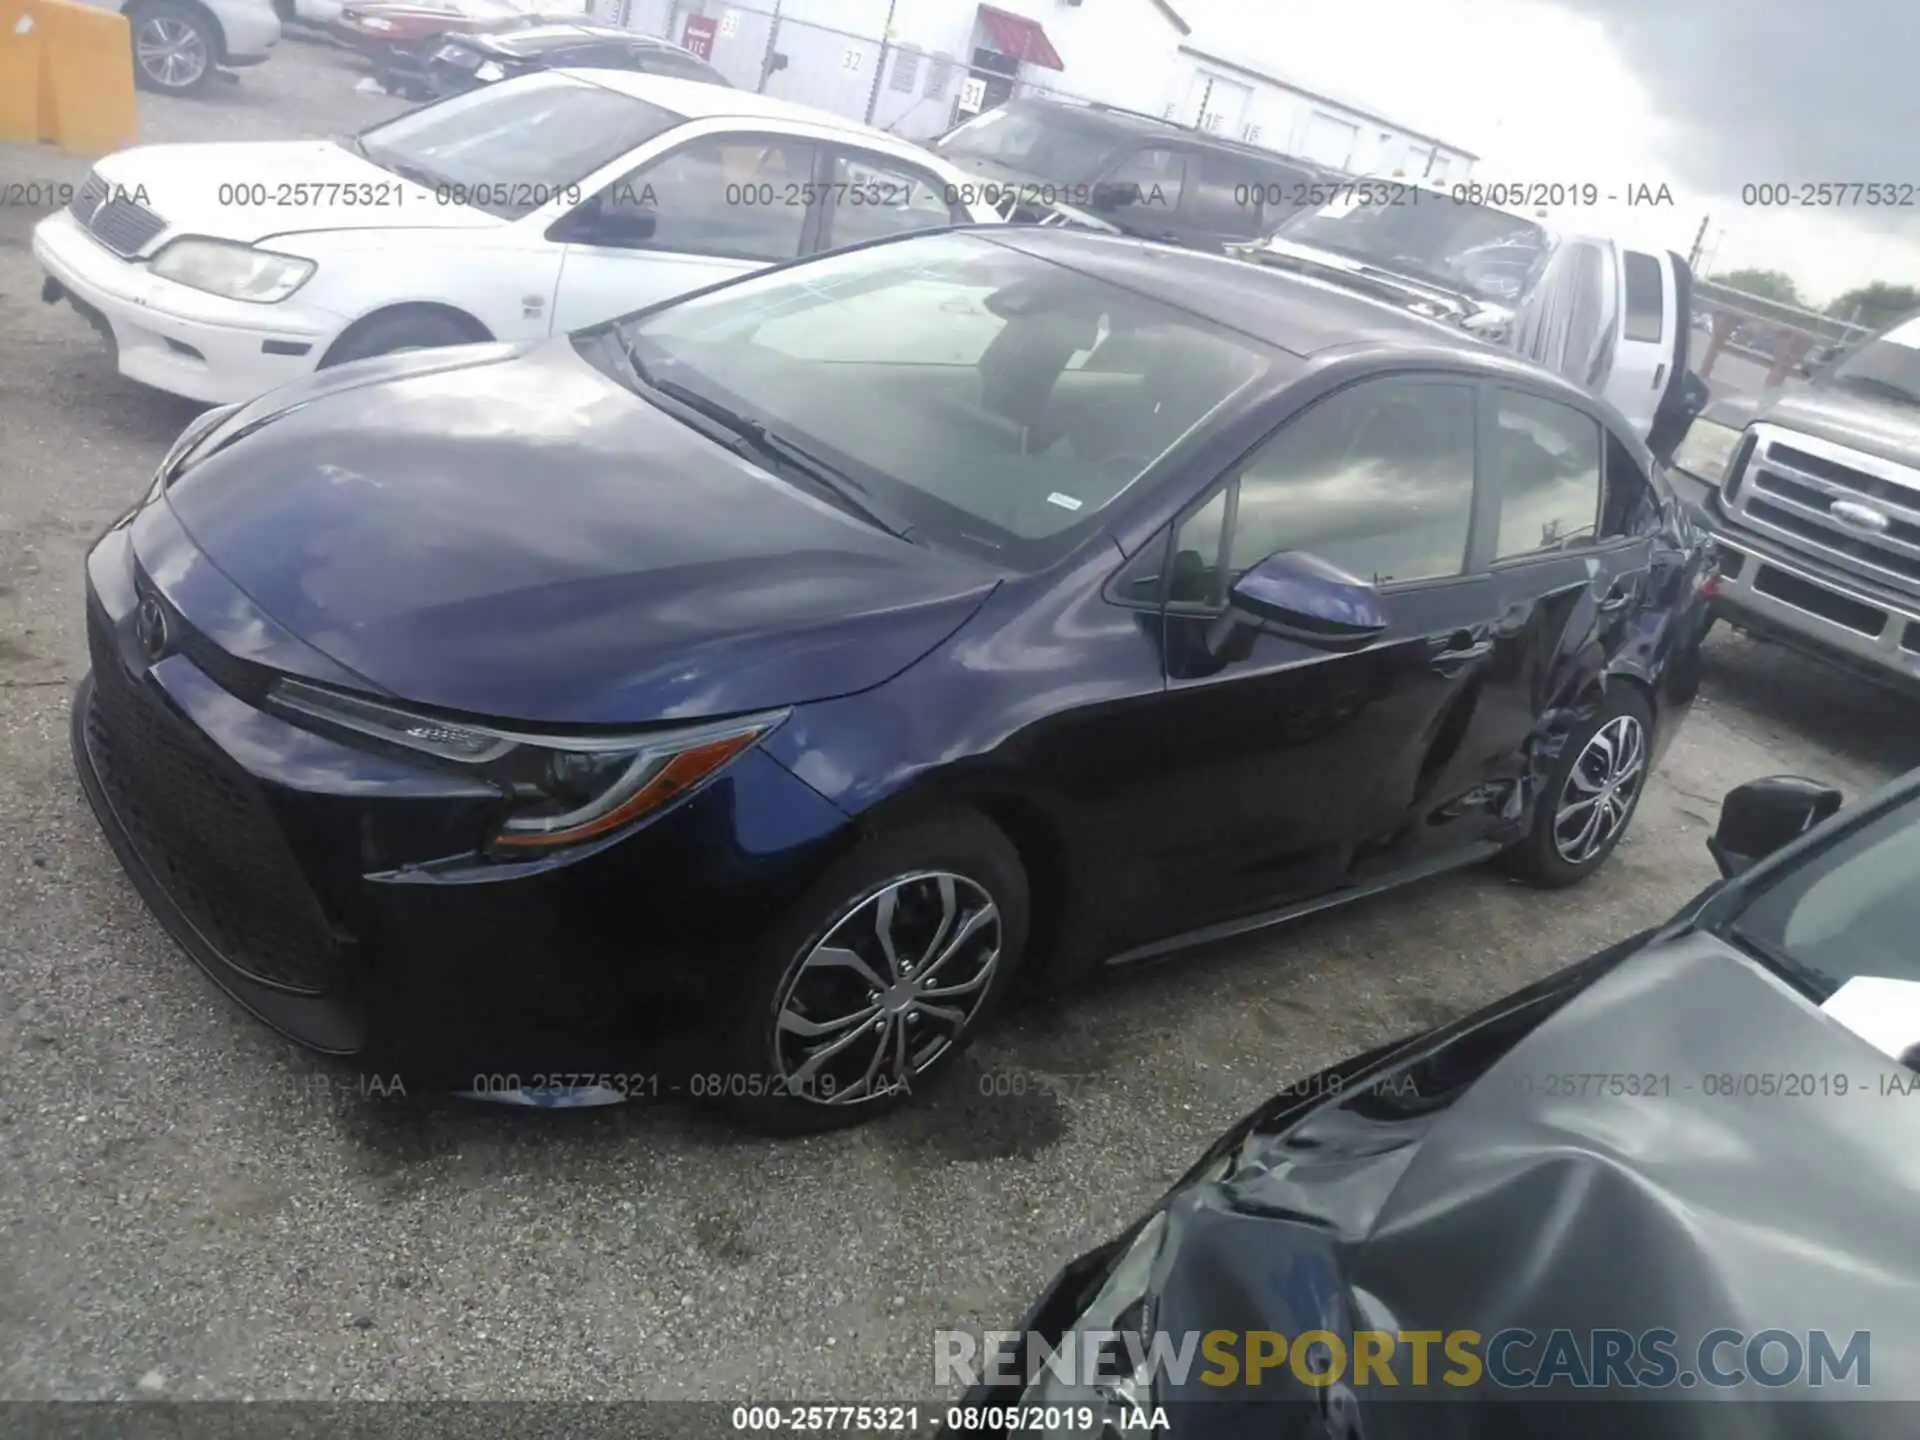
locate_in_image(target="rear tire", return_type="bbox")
[709,810,1029,1135]
[130,1,217,94]
[321,311,486,368]
[1503,687,1654,889]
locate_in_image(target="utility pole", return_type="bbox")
[862,0,900,125]
[1687,212,1711,271]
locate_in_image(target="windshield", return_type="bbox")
[1824,315,1920,406]
[352,74,682,218]
[1731,792,1920,1009]
[615,231,1274,567]
[1271,193,1552,305]
[934,106,1127,181]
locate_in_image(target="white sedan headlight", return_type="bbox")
[359,13,394,28]
[151,238,316,303]
[473,59,505,81]
[1673,418,1746,484]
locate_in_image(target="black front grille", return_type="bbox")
[68,172,168,257]
[85,613,346,996]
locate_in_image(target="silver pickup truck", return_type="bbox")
[1667,313,1920,692]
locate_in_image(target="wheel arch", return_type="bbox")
[318,302,495,369]
[848,777,1083,990]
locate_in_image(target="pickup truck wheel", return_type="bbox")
[130,1,217,94]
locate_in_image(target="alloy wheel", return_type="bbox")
[136,16,210,89]
[1552,714,1647,865]
[771,871,1001,1107]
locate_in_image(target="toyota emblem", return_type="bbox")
[135,596,169,661]
[1829,499,1891,536]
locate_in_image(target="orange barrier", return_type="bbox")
[0,0,137,155]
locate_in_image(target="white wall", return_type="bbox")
[636,0,1477,173]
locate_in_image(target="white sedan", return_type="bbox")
[32,72,1003,404]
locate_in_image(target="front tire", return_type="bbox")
[1504,687,1653,889]
[711,810,1029,1134]
[130,1,217,94]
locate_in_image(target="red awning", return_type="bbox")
[977,5,1064,70]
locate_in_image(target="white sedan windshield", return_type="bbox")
[356,74,682,216]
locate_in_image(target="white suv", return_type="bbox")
[72,0,280,95]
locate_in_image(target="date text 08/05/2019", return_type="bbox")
[729,1405,1162,1434]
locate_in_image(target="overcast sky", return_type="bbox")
[1181,0,1920,306]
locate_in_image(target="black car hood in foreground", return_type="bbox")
[986,928,1919,1437]
[1702,380,1920,468]
[150,340,998,726]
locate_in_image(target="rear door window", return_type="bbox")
[1183,151,1266,237]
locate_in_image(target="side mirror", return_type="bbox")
[574,195,657,247]
[1223,551,1387,653]
[1708,776,1844,877]
[1090,180,1142,212]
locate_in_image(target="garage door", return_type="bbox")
[1300,112,1360,170]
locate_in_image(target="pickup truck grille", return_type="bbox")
[1725,423,1920,590]
[68,172,168,258]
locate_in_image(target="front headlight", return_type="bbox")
[1672,418,1745,485]
[266,679,786,855]
[473,59,505,80]
[150,238,316,303]
[360,13,394,28]
[1013,1212,1167,1438]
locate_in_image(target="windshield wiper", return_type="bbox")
[618,341,917,542]
[1724,922,1836,1004]
[1828,373,1920,407]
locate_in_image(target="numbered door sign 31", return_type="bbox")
[958,76,987,113]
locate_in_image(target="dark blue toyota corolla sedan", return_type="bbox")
[73,226,1713,1131]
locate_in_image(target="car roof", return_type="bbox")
[971,227,1603,393]
[477,21,628,47]
[557,68,897,136]
[996,96,1327,172]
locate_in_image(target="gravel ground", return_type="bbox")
[3,41,1918,1411]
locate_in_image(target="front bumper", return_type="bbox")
[73,509,856,1088]
[1669,465,1920,690]
[33,211,340,404]
[211,4,282,62]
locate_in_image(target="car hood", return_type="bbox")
[150,338,999,726]
[1704,382,1920,469]
[94,142,500,244]
[1020,928,1920,1431]
[1231,237,1503,329]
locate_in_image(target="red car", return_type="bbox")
[332,0,583,60]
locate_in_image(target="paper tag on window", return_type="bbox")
[1046,493,1083,512]
[1820,976,1920,1065]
